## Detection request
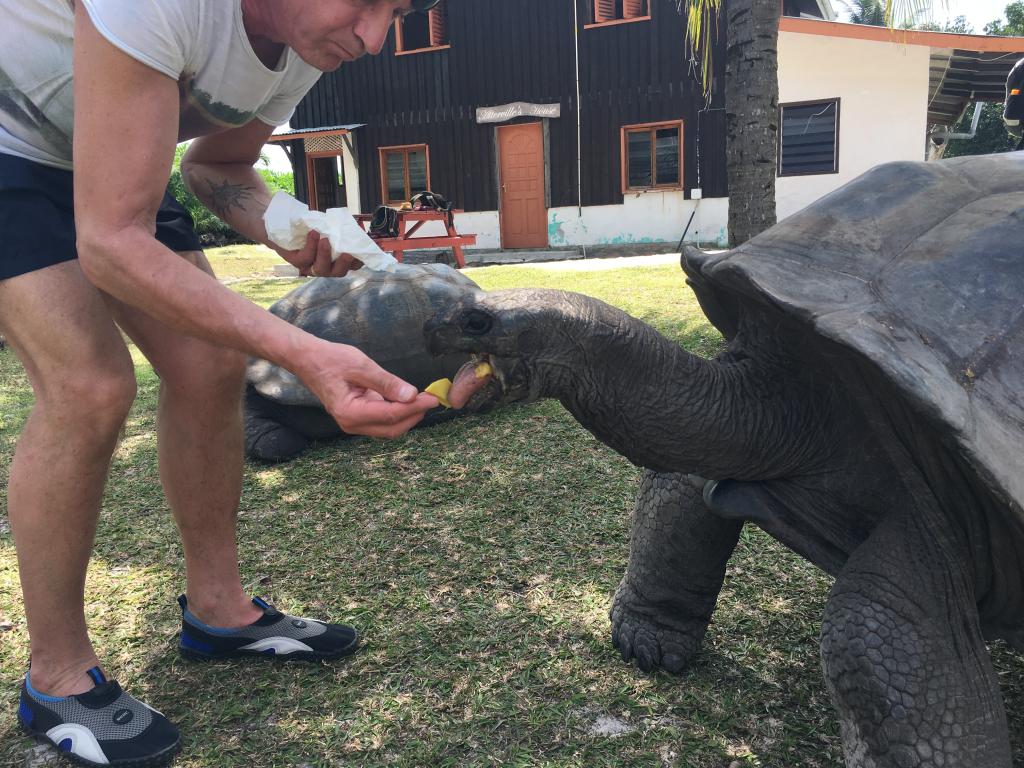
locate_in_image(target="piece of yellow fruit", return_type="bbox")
[475,362,493,379]
[425,378,453,409]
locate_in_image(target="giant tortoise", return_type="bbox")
[425,152,1024,766]
[245,263,476,462]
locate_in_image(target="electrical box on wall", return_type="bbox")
[691,189,703,200]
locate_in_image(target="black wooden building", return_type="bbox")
[275,0,827,249]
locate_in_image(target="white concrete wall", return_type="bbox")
[547,193,729,249]
[402,194,728,250]
[342,139,362,214]
[776,31,930,221]
[454,212,501,250]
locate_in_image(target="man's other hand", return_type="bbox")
[280,231,364,278]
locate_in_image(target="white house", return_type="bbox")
[777,17,1024,221]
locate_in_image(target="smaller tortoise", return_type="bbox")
[245,263,477,462]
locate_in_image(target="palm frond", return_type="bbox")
[883,0,948,28]
[836,0,887,26]
[678,0,722,98]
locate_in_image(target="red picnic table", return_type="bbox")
[353,209,476,268]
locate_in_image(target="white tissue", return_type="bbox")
[263,191,398,273]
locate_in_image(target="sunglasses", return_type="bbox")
[411,0,442,11]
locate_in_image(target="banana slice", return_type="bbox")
[425,378,453,409]
[475,362,494,379]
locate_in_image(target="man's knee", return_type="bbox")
[162,345,247,403]
[39,366,137,437]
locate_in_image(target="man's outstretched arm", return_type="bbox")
[72,5,437,437]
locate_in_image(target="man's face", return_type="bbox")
[279,0,415,71]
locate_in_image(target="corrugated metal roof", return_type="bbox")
[928,49,1023,125]
[267,124,365,142]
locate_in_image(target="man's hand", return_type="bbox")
[299,340,439,438]
[182,122,366,280]
[279,232,364,278]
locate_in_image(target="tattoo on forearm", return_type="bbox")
[204,179,257,219]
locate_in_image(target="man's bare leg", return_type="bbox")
[0,262,137,697]
[105,251,259,628]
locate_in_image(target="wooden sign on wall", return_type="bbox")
[477,102,562,125]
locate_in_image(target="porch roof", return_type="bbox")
[267,124,365,143]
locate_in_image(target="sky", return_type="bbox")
[930,0,1013,32]
[837,0,1014,32]
[264,127,294,173]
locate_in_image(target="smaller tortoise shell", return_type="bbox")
[248,263,478,407]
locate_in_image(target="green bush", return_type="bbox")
[258,168,295,197]
[943,103,1019,159]
[167,144,295,245]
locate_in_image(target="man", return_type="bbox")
[2,1,441,764]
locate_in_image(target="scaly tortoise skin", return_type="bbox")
[424,153,1024,767]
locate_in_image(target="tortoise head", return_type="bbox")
[424,289,584,410]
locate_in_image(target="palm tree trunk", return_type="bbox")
[724,0,780,246]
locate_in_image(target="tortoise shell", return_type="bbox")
[683,152,1024,524]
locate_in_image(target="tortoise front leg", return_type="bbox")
[243,386,312,463]
[821,509,1011,767]
[611,471,742,674]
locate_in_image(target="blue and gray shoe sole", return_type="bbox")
[17,717,181,768]
[179,631,360,663]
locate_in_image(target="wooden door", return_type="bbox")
[498,123,548,249]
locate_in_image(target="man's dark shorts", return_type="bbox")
[0,152,203,281]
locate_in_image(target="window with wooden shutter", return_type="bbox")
[594,0,616,23]
[379,145,431,205]
[429,6,447,47]
[396,1,450,54]
[778,99,840,176]
[589,0,650,26]
[623,0,646,17]
[620,121,684,193]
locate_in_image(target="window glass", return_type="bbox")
[779,100,839,176]
[655,128,680,185]
[408,149,428,196]
[386,152,406,202]
[627,131,652,189]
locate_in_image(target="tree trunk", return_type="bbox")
[724,0,780,246]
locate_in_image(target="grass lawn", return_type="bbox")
[1,250,1022,767]
[200,244,283,281]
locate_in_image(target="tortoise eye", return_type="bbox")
[462,310,493,336]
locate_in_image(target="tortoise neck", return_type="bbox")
[543,303,822,480]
